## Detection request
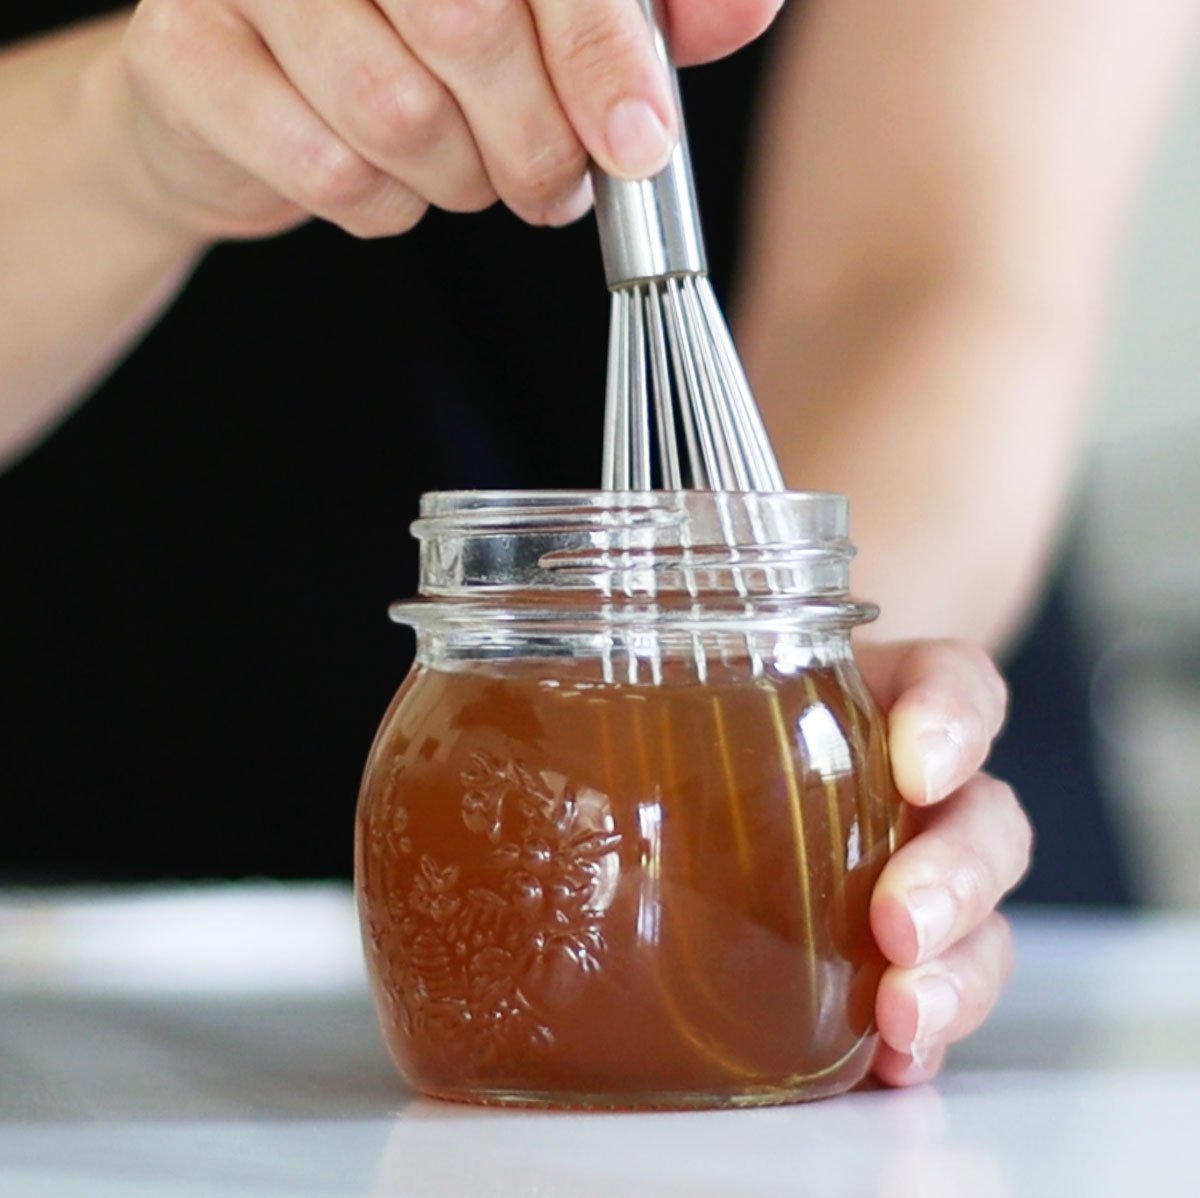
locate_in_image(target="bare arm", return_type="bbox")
[0,13,202,466]
[737,0,1200,650]
[0,1,782,472]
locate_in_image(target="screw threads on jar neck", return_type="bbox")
[406,490,861,602]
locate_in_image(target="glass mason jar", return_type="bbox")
[355,490,905,1109]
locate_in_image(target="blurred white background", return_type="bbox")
[1073,59,1200,908]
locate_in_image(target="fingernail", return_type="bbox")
[543,175,594,227]
[913,973,959,1046]
[605,98,674,179]
[908,885,956,959]
[909,1037,932,1076]
[917,726,964,804]
[907,1038,944,1080]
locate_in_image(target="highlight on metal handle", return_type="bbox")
[591,0,708,288]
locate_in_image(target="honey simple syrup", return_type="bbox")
[356,659,902,1108]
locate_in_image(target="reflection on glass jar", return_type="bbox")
[355,491,906,1109]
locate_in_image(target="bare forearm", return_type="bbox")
[737,0,1200,652]
[744,280,1098,649]
[0,13,204,468]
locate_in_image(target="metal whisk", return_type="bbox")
[593,1,784,494]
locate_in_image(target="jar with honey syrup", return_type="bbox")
[355,490,906,1109]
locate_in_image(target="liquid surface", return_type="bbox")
[355,660,904,1108]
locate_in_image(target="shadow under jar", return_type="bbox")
[355,491,906,1109]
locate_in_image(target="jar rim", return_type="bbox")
[413,488,847,530]
[394,489,875,631]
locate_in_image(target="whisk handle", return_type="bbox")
[591,0,708,288]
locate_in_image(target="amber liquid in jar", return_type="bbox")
[356,657,903,1109]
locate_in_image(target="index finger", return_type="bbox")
[664,0,786,67]
[530,0,679,179]
[856,640,1008,807]
[532,0,785,179]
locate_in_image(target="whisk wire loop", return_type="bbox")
[681,278,748,490]
[661,282,708,489]
[700,284,786,492]
[630,291,652,490]
[646,287,683,490]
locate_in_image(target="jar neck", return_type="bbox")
[413,622,857,686]
[395,489,875,625]
[416,490,856,592]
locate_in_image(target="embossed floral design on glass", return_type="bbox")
[355,491,906,1109]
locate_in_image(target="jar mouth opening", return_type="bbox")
[413,488,847,532]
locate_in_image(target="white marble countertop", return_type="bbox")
[1,884,1198,1197]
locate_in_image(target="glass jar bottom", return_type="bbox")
[407,1033,877,1110]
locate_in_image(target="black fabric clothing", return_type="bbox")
[989,572,1135,905]
[1,4,1132,901]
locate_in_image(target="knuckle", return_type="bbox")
[1011,814,1034,885]
[392,191,430,234]
[969,772,1015,810]
[1000,781,1033,856]
[947,638,1009,728]
[984,659,1009,723]
[919,776,1030,917]
[342,189,429,240]
[125,0,201,90]
[392,80,451,152]
[976,774,1034,875]
[931,688,987,762]
[991,914,1017,985]
[447,178,498,214]
[942,838,998,915]
[956,962,994,1029]
[127,0,189,56]
[956,917,1014,1028]
[410,0,515,57]
[295,139,378,214]
[950,638,992,674]
[349,67,449,157]
[968,642,1010,727]
[505,134,588,208]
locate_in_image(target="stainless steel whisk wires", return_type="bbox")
[592,0,785,683]
[593,4,783,495]
[600,276,783,494]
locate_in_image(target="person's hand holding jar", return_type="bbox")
[864,640,1030,1086]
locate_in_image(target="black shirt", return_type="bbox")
[1,4,1132,903]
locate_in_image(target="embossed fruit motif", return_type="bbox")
[364,750,622,1068]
